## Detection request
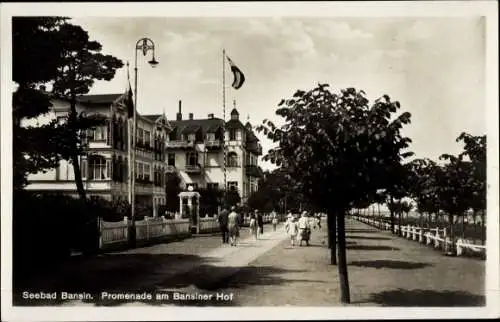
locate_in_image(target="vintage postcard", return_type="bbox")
[1,1,498,321]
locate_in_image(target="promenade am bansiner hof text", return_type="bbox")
[21,291,235,303]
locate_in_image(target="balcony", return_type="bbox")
[185,164,202,174]
[245,164,262,177]
[165,165,177,173]
[246,142,263,155]
[166,140,195,149]
[204,139,222,149]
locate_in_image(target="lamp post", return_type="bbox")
[130,37,159,247]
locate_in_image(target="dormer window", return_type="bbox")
[206,133,215,141]
[229,129,237,141]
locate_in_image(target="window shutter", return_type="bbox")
[81,159,87,179]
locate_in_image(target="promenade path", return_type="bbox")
[15,220,485,307]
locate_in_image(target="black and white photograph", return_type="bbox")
[1,1,498,321]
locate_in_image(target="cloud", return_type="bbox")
[398,20,433,40]
[306,21,374,40]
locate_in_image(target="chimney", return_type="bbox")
[208,113,214,119]
[176,100,182,121]
[189,113,194,120]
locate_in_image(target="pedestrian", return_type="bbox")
[217,208,229,244]
[228,206,240,246]
[316,213,322,229]
[285,213,299,247]
[255,209,264,238]
[249,213,258,240]
[297,211,311,246]
[271,210,279,231]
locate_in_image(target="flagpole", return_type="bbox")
[127,62,132,206]
[222,48,227,208]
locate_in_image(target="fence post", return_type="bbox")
[456,239,463,256]
[124,216,129,240]
[419,228,424,243]
[443,227,448,252]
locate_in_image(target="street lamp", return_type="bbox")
[129,37,159,247]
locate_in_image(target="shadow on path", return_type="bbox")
[345,229,380,234]
[347,235,392,241]
[349,260,432,270]
[347,245,400,251]
[13,250,312,307]
[365,289,486,307]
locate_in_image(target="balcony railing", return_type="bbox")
[165,165,177,173]
[245,164,262,177]
[185,164,202,174]
[204,140,221,149]
[166,140,195,149]
[246,142,263,155]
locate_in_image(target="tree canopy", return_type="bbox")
[257,83,413,304]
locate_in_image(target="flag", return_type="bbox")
[126,82,134,118]
[226,56,245,90]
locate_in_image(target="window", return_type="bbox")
[186,183,198,190]
[88,157,108,180]
[227,181,238,191]
[186,152,198,166]
[144,130,151,147]
[137,128,144,144]
[227,152,238,167]
[136,162,142,179]
[90,126,107,141]
[144,164,151,181]
[206,133,215,141]
[229,129,237,141]
[168,153,176,166]
[207,182,219,190]
[81,159,87,179]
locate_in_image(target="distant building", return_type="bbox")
[165,100,263,201]
[24,93,172,215]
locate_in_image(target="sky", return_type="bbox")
[71,16,486,171]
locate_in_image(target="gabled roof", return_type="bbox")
[169,118,224,134]
[76,94,122,105]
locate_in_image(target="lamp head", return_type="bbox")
[148,57,159,68]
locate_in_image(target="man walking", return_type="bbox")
[218,208,229,244]
[256,209,264,238]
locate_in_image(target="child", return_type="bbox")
[284,215,299,247]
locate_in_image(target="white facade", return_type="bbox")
[24,94,171,212]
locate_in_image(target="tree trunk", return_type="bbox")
[69,96,87,201]
[480,211,485,245]
[337,210,351,304]
[389,196,395,234]
[327,210,337,265]
[461,212,466,239]
[448,213,455,254]
[397,211,402,237]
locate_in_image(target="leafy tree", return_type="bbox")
[436,153,475,253]
[165,173,182,212]
[225,189,241,208]
[198,187,223,216]
[407,158,442,227]
[51,23,123,201]
[457,133,486,243]
[257,84,412,303]
[12,17,69,191]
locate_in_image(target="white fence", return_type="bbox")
[99,216,190,249]
[351,215,486,258]
[99,213,278,249]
